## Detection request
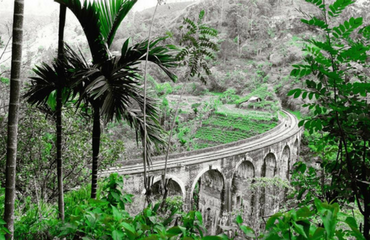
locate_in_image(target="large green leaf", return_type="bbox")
[112,230,124,240]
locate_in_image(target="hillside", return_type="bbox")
[125,0,369,112]
[1,0,369,156]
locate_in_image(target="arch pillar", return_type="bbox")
[185,182,193,212]
[220,177,228,213]
[225,178,232,212]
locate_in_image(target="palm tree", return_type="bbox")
[57,4,67,221]
[56,0,177,198]
[4,0,24,238]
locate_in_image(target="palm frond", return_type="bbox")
[118,37,178,82]
[63,43,98,110]
[130,108,166,167]
[96,0,137,47]
[55,0,108,63]
[82,57,157,123]
[24,60,69,110]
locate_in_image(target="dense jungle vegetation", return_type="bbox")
[0,0,370,239]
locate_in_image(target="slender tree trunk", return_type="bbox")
[161,87,185,209]
[91,104,101,199]
[237,33,240,57]
[56,85,65,218]
[361,140,370,239]
[4,0,24,239]
[56,4,66,221]
[363,189,370,239]
[142,1,160,207]
[58,5,66,60]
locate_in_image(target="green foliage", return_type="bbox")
[288,110,301,120]
[191,102,201,115]
[231,199,363,239]
[235,84,280,112]
[175,10,219,83]
[287,0,370,237]
[217,88,240,104]
[247,101,280,113]
[0,176,364,239]
[0,105,123,203]
[102,173,133,209]
[236,215,256,238]
[55,0,137,63]
[14,197,58,239]
[261,199,364,240]
[155,81,173,97]
[8,173,234,239]
[164,196,183,211]
[57,173,134,239]
[289,161,327,206]
[177,126,190,146]
[0,188,9,239]
[0,219,10,240]
[0,77,9,85]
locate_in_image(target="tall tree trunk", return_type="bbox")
[4,0,24,239]
[91,104,101,199]
[56,4,66,221]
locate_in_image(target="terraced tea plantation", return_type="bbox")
[193,111,278,149]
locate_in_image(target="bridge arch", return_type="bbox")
[231,159,255,222]
[141,175,186,200]
[260,152,277,218]
[234,155,254,173]
[190,166,226,195]
[191,167,226,235]
[281,145,291,179]
[262,152,277,177]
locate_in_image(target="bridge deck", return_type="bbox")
[101,110,300,176]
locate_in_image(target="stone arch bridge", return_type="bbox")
[102,110,302,234]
